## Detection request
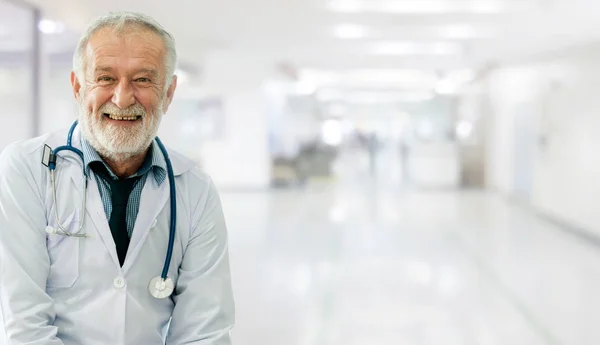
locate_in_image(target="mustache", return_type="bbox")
[98,102,147,117]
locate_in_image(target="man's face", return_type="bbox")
[71,27,177,159]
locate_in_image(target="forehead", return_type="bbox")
[84,27,166,72]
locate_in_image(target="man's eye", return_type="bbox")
[98,76,114,82]
[136,78,151,83]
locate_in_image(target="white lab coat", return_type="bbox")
[0,127,235,345]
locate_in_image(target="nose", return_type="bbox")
[111,79,135,109]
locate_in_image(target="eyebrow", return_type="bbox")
[135,68,158,78]
[94,66,114,74]
[93,67,158,77]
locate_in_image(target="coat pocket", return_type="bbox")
[46,211,81,289]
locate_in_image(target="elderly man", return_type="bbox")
[0,11,235,345]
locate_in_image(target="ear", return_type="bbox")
[162,75,178,114]
[71,71,82,100]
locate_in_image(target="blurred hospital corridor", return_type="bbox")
[3,0,600,343]
[223,156,600,345]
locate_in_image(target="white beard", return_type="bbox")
[78,97,164,162]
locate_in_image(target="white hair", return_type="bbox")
[72,11,177,87]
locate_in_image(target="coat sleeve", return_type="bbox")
[0,144,65,345]
[166,174,235,345]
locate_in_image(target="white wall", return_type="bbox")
[530,54,600,233]
[0,68,34,151]
[0,53,78,154]
[484,67,542,195]
[197,89,270,189]
[482,44,600,235]
[0,2,35,152]
[190,51,274,190]
[40,65,79,134]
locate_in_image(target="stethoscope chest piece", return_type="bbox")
[149,276,174,299]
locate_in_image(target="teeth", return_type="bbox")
[108,114,138,121]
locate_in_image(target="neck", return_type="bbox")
[101,148,149,179]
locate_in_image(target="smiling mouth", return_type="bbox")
[104,113,142,121]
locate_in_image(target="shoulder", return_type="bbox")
[166,146,217,194]
[162,147,223,229]
[0,128,69,173]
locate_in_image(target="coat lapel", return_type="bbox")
[84,174,122,268]
[122,176,169,274]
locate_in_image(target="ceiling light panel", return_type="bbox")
[299,68,439,89]
[333,24,372,39]
[436,24,496,39]
[327,0,534,14]
[368,41,464,55]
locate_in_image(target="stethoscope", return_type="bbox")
[44,120,176,299]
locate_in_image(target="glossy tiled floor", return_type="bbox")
[220,165,599,345]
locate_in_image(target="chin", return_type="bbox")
[100,135,154,160]
[83,127,152,161]
[78,105,163,161]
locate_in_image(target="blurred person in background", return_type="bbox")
[0,11,235,345]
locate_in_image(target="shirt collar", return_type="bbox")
[81,137,167,186]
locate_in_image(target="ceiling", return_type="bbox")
[4,0,600,94]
